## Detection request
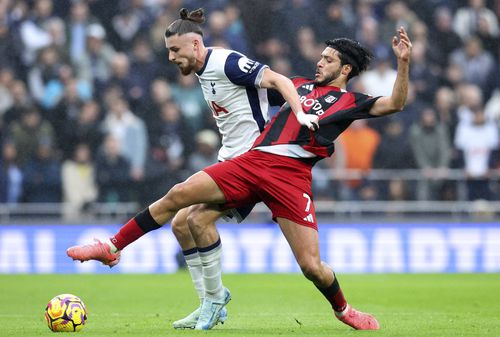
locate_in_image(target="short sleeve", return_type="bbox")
[224,52,268,87]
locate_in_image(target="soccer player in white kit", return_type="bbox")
[68,8,318,331]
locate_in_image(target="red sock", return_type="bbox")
[316,274,348,313]
[110,208,161,250]
[110,218,145,251]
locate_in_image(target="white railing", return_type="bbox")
[0,169,499,222]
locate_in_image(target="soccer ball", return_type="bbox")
[45,294,87,332]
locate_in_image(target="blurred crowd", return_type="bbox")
[0,0,499,219]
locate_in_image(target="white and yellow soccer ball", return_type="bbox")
[45,294,87,332]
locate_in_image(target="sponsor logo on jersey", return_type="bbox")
[238,57,259,74]
[302,84,314,92]
[299,95,325,115]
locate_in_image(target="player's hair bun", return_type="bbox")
[179,8,205,24]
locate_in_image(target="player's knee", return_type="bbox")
[171,215,190,239]
[164,183,190,210]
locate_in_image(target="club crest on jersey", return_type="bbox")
[324,95,337,103]
[210,82,216,95]
[238,57,259,74]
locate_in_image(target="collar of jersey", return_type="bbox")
[196,49,213,76]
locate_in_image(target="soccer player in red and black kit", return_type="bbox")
[68,27,412,330]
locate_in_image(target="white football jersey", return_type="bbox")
[196,48,270,161]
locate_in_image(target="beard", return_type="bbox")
[314,68,342,86]
[178,57,197,75]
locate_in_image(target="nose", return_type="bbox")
[168,52,175,62]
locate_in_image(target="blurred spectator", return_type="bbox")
[449,36,495,90]
[0,141,23,203]
[50,69,93,156]
[66,0,100,63]
[171,72,206,132]
[258,37,289,69]
[2,80,32,126]
[429,7,463,69]
[270,0,315,47]
[379,1,419,43]
[204,9,248,55]
[339,119,380,200]
[44,64,91,114]
[95,135,131,202]
[105,52,138,104]
[74,23,116,92]
[434,86,459,140]
[27,46,63,108]
[187,129,220,174]
[19,0,55,67]
[0,14,22,72]
[62,143,97,220]
[359,46,397,97]
[150,100,190,172]
[129,36,160,105]
[373,117,415,199]
[455,83,484,124]
[102,96,148,182]
[8,106,55,166]
[355,16,384,53]
[453,0,499,40]
[111,6,143,51]
[409,40,439,102]
[22,139,61,202]
[0,67,14,116]
[137,78,172,131]
[454,108,499,200]
[374,117,415,170]
[61,99,104,159]
[292,26,322,76]
[410,107,451,200]
[314,1,353,42]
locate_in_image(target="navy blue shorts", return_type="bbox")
[223,203,256,223]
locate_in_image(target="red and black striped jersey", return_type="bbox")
[253,77,380,164]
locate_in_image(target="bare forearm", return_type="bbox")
[272,75,303,114]
[389,59,410,112]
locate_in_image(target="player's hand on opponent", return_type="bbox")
[392,26,412,63]
[296,111,320,131]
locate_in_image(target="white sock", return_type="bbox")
[107,239,119,253]
[183,250,205,303]
[335,304,350,317]
[199,239,224,300]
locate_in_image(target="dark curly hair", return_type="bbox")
[325,38,373,80]
[165,8,205,38]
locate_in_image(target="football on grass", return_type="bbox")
[45,294,87,332]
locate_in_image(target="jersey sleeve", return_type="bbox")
[224,52,268,87]
[347,92,381,120]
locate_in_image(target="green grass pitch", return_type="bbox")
[0,273,499,336]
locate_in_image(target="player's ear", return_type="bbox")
[192,37,202,51]
[342,64,352,77]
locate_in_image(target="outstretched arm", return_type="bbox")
[260,68,319,130]
[369,27,412,116]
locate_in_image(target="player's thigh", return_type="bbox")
[276,217,321,267]
[187,203,228,227]
[169,171,226,205]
